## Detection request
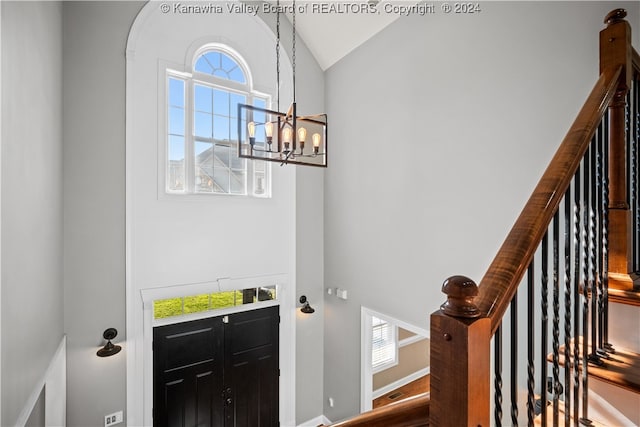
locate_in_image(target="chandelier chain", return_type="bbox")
[292,0,296,103]
[275,0,281,111]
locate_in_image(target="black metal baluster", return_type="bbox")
[573,167,582,426]
[540,233,549,427]
[589,139,603,367]
[564,188,572,426]
[602,114,614,355]
[527,262,535,427]
[580,143,593,426]
[630,85,638,272]
[596,125,606,359]
[626,87,635,272]
[495,323,503,427]
[511,294,519,426]
[635,78,640,271]
[552,210,561,426]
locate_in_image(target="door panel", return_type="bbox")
[154,306,279,427]
[225,306,279,427]
[154,317,224,427]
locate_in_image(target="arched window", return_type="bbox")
[166,46,270,197]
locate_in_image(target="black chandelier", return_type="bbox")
[237,0,328,167]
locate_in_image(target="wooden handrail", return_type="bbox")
[475,65,621,334]
[325,393,430,427]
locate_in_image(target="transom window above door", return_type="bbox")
[165,46,271,197]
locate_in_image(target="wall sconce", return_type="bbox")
[97,328,122,357]
[299,295,315,314]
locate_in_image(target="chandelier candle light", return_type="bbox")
[238,0,328,167]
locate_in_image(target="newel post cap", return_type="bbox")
[440,275,481,318]
[604,8,627,25]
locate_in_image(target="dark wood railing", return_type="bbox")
[326,8,639,427]
[325,393,430,427]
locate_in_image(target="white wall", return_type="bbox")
[1,2,64,425]
[323,2,640,421]
[126,3,325,425]
[63,2,144,426]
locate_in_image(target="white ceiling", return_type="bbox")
[285,2,401,70]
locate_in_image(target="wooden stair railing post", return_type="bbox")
[601,9,634,290]
[430,276,491,427]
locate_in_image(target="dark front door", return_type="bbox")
[153,306,279,427]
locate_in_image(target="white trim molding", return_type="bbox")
[360,307,429,413]
[14,336,66,427]
[297,415,332,426]
[371,367,430,400]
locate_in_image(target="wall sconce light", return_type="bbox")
[299,295,315,314]
[97,328,122,357]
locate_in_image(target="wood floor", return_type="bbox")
[372,375,430,409]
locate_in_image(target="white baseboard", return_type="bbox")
[297,414,332,426]
[372,367,430,400]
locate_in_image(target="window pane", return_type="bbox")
[230,93,246,118]
[230,170,246,194]
[169,107,185,136]
[220,54,236,73]
[210,290,242,309]
[168,136,185,191]
[259,286,276,300]
[183,294,210,313]
[154,298,183,319]
[194,112,213,138]
[253,164,267,197]
[212,144,230,194]
[231,148,244,170]
[253,97,266,109]
[229,67,245,83]
[194,52,216,74]
[213,89,230,115]
[213,115,230,141]
[168,78,184,107]
[372,316,396,371]
[194,85,213,113]
[195,140,214,193]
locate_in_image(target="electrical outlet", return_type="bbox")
[104,410,123,427]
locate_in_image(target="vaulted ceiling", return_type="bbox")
[288,4,400,69]
[277,0,403,70]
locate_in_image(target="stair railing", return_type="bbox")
[324,9,638,427]
[431,9,638,427]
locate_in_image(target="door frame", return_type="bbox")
[360,307,430,413]
[137,274,295,427]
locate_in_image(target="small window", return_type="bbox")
[165,46,270,197]
[371,316,398,372]
[153,286,277,319]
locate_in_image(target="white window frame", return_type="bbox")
[371,315,398,373]
[360,307,430,413]
[163,44,271,198]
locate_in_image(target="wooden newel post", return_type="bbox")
[430,276,491,427]
[601,9,634,290]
